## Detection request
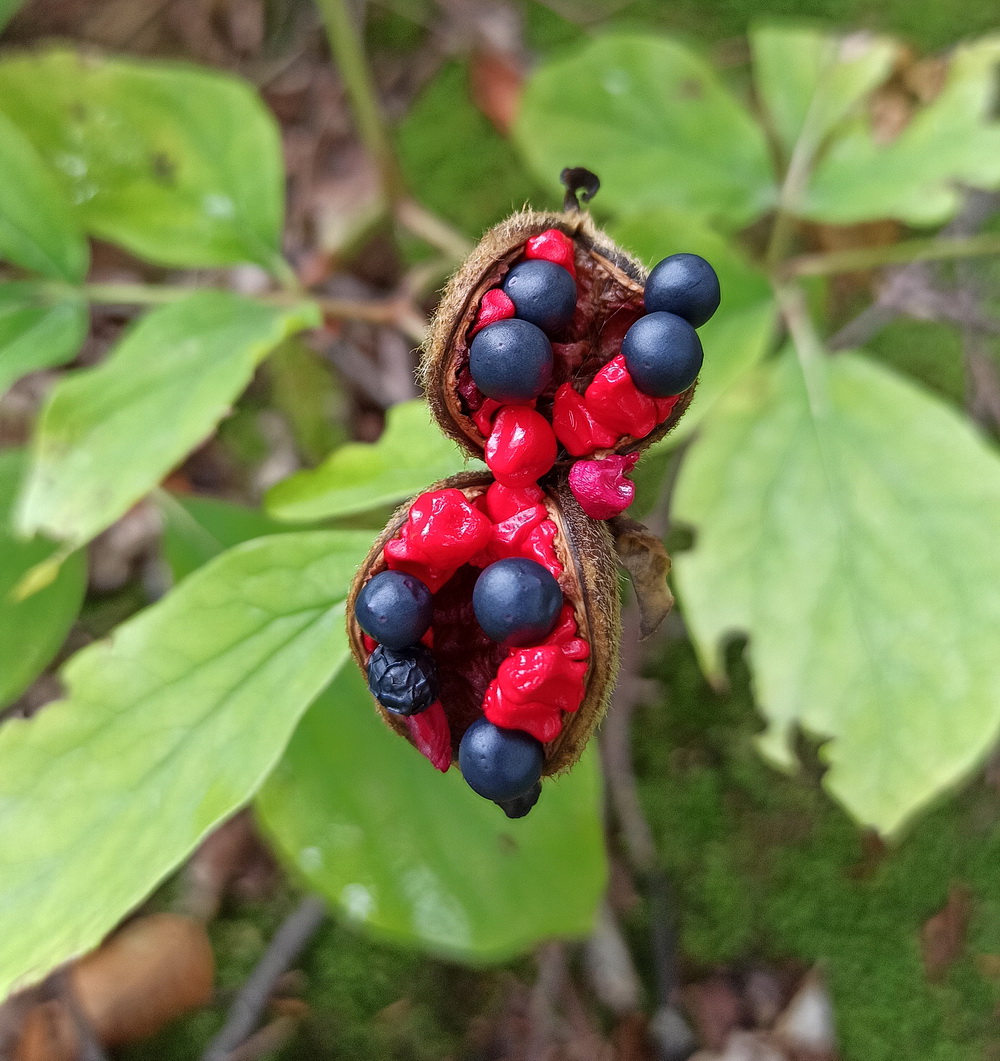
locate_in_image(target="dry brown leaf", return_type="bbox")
[470,47,525,135]
[11,912,218,1057]
[609,517,674,639]
[921,883,972,983]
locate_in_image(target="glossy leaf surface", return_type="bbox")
[17,292,319,549]
[0,530,373,998]
[0,50,286,270]
[802,37,1000,223]
[258,666,607,962]
[0,451,85,708]
[751,25,898,159]
[0,283,88,395]
[514,34,775,229]
[0,112,87,281]
[674,348,1000,835]
[266,400,475,523]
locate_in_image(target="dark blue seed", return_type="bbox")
[472,557,562,647]
[459,718,544,802]
[469,319,553,403]
[355,570,433,649]
[621,311,703,398]
[367,644,438,716]
[502,260,577,335]
[495,780,542,818]
[644,253,721,327]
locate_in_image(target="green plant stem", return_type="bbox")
[80,282,427,345]
[314,0,403,203]
[785,232,1000,277]
[774,282,830,417]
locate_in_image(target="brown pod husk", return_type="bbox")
[346,471,621,777]
[420,208,696,461]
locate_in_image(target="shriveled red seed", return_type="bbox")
[490,504,549,561]
[485,406,557,487]
[499,645,587,712]
[521,520,562,578]
[485,481,545,522]
[585,354,658,439]
[385,488,492,590]
[567,453,640,521]
[543,603,590,661]
[483,681,564,743]
[471,288,516,335]
[525,228,576,279]
[470,396,504,437]
[551,383,620,456]
[404,700,452,772]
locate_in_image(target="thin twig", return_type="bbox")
[201,894,327,1061]
[785,231,1000,278]
[314,0,404,201]
[395,198,474,261]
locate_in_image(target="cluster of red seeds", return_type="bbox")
[361,481,589,770]
[458,229,683,521]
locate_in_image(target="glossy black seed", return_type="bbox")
[459,718,545,802]
[355,570,434,650]
[469,319,553,403]
[502,260,577,335]
[644,253,721,327]
[367,644,438,716]
[472,557,562,647]
[622,311,704,398]
[495,780,542,818]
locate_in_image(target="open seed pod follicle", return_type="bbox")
[347,473,620,817]
[349,173,720,816]
[420,174,719,521]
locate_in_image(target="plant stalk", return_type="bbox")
[785,232,1000,277]
[314,0,404,203]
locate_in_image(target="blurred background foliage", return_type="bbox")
[2,0,1000,1058]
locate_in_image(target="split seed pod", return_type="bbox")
[347,473,621,781]
[348,175,710,813]
[421,206,696,466]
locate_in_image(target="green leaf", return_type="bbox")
[673,347,1000,835]
[0,529,374,998]
[0,283,88,395]
[158,492,303,584]
[17,291,319,549]
[801,37,1000,224]
[266,399,476,523]
[0,451,85,708]
[0,50,285,271]
[0,113,88,281]
[609,211,777,449]
[750,25,899,161]
[513,34,776,230]
[0,0,26,31]
[257,665,607,962]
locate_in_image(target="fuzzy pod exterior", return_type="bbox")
[420,208,695,462]
[346,471,621,777]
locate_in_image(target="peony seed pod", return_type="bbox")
[347,472,621,811]
[421,208,698,476]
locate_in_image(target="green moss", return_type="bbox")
[633,630,1000,1059]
